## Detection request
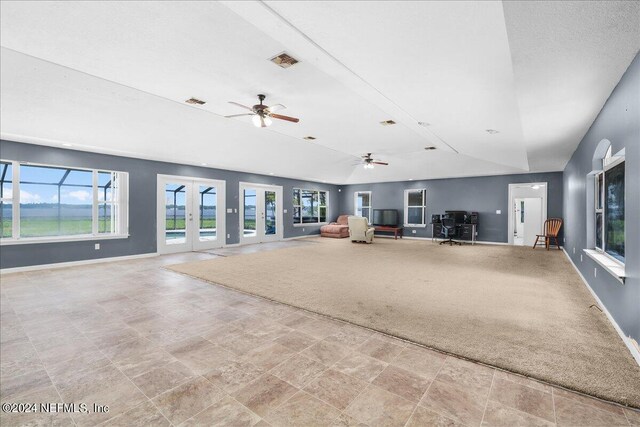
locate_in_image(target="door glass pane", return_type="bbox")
[199,185,217,241]
[265,191,276,235]
[243,189,256,236]
[165,183,186,244]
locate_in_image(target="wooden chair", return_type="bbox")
[533,218,563,250]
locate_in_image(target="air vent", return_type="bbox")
[380,120,396,126]
[303,136,316,140]
[418,122,431,127]
[485,129,499,134]
[270,52,299,68]
[424,146,437,151]
[185,98,206,105]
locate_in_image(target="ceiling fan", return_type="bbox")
[357,153,389,169]
[225,94,300,128]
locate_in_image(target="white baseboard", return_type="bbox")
[401,235,510,245]
[0,252,158,275]
[284,234,318,241]
[562,248,640,366]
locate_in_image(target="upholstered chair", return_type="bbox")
[348,216,375,243]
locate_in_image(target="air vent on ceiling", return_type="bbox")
[485,129,499,134]
[270,52,299,68]
[424,146,437,151]
[185,98,206,105]
[303,136,316,140]
[380,120,396,126]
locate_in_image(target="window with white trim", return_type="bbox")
[593,146,625,264]
[404,189,427,227]
[354,191,371,222]
[293,189,327,224]
[0,160,129,242]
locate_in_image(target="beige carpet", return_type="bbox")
[168,238,640,407]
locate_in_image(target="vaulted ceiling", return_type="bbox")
[1,1,638,184]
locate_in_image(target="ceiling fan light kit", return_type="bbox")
[226,94,300,128]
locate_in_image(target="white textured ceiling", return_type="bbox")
[1,1,638,184]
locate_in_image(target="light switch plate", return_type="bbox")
[226,208,233,213]
[94,243,100,250]
[496,210,501,214]
[284,209,288,213]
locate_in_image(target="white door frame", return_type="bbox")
[239,182,283,245]
[508,182,547,245]
[157,174,226,254]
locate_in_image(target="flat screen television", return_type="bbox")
[373,209,398,226]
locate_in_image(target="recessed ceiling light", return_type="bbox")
[62,143,73,147]
[201,163,207,166]
[486,129,499,134]
[303,136,316,140]
[380,120,396,126]
[532,185,540,189]
[269,172,274,175]
[424,146,437,151]
[270,52,299,68]
[408,178,413,181]
[185,97,206,105]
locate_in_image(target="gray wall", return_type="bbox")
[337,172,564,243]
[563,52,640,342]
[0,140,339,269]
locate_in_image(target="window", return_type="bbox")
[593,146,624,264]
[604,160,624,263]
[0,160,128,243]
[293,189,327,224]
[354,191,372,222]
[404,189,427,226]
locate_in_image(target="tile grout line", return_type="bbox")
[11,312,80,427]
[67,312,176,427]
[551,387,558,426]
[402,354,448,427]
[479,369,496,427]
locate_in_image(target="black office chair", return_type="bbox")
[439,217,462,246]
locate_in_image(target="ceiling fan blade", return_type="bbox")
[228,101,254,112]
[268,104,286,112]
[270,113,300,123]
[224,113,255,118]
[372,161,389,165]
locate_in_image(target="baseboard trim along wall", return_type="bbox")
[401,236,511,246]
[0,252,159,275]
[562,248,640,366]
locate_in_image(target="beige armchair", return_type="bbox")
[348,216,375,243]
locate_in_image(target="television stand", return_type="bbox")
[374,225,403,240]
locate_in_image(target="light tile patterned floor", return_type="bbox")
[1,245,638,426]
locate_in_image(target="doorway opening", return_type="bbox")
[508,183,547,246]
[239,182,283,245]
[157,175,226,254]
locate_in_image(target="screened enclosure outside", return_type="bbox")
[293,189,327,224]
[0,161,128,240]
[164,184,218,243]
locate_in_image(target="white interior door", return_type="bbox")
[523,198,543,246]
[239,183,282,245]
[157,176,225,254]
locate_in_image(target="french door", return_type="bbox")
[239,183,283,245]
[157,175,226,254]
